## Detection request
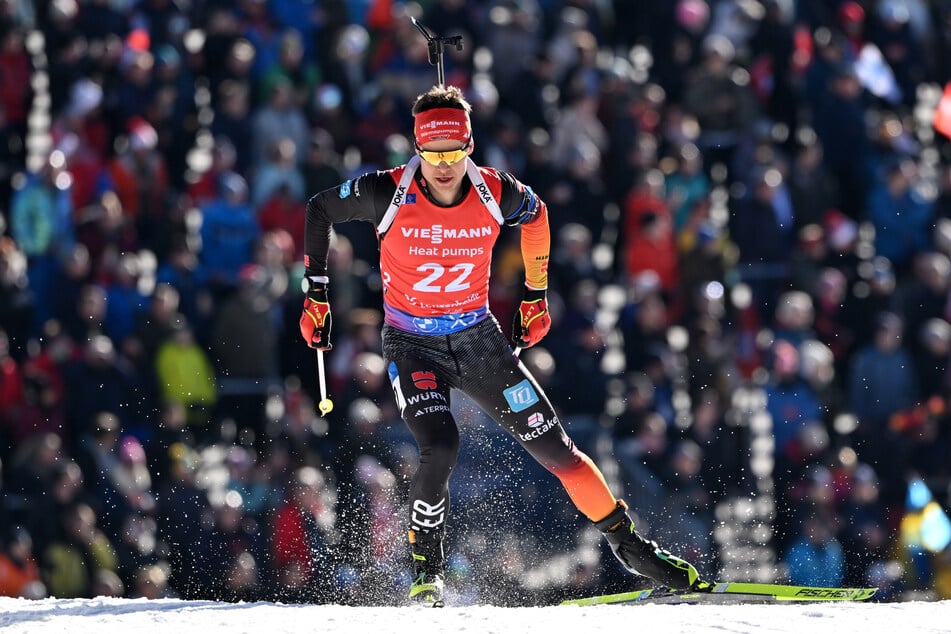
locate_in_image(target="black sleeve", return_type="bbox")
[496,170,543,227]
[303,172,397,276]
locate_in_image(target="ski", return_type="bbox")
[561,582,878,606]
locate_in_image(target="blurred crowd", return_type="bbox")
[3,0,951,605]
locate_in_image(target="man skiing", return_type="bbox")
[299,84,701,606]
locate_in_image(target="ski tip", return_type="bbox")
[560,584,879,606]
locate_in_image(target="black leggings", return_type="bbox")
[382,317,584,535]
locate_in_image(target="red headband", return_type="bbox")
[414,107,471,146]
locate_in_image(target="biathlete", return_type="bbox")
[299,84,701,606]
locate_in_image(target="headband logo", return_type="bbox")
[415,108,471,145]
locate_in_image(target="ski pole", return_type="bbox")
[316,349,334,415]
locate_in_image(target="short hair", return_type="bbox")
[412,84,471,116]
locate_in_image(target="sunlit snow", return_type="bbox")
[0,596,949,634]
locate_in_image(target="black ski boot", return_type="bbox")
[595,501,700,590]
[408,529,446,607]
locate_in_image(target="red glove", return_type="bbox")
[299,283,332,350]
[513,287,551,348]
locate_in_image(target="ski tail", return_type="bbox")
[561,582,878,606]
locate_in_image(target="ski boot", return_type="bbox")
[595,500,701,590]
[407,529,445,607]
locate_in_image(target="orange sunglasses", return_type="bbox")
[416,143,471,166]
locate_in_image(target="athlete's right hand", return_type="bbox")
[299,284,332,350]
[513,287,551,348]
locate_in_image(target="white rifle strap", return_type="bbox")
[464,158,504,224]
[377,155,505,234]
[378,155,421,235]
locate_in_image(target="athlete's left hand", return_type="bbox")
[513,287,551,348]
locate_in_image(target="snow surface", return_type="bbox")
[0,596,949,634]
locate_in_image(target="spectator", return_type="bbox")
[218,551,263,603]
[810,266,856,380]
[624,206,679,298]
[102,253,149,345]
[620,286,671,374]
[49,80,111,211]
[333,359,399,467]
[41,502,119,598]
[209,264,280,438]
[258,184,306,251]
[47,244,90,337]
[74,191,139,282]
[352,92,405,169]
[154,317,217,437]
[784,511,846,587]
[0,328,25,447]
[787,135,840,231]
[204,19,253,114]
[13,336,69,448]
[913,318,951,399]
[251,78,309,174]
[547,223,603,302]
[197,172,260,292]
[112,513,161,592]
[223,445,274,520]
[73,412,155,536]
[0,526,44,598]
[811,61,869,219]
[660,439,716,577]
[848,311,918,506]
[839,463,891,586]
[150,45,198,192]
[748,0,798,132]
[548,92,607,174]
[0,240,33,359]
[154,442,213,599]
[613,406,670,532]
[896,252,951,357]
[548,297,610,421]
[682,33,757,181]
[252,136,306,208]
[664,142,711,235]
[688,386,751,502]
[133,282,185,360]
[270,466,338,603]
[154,242,211,342]
[129,562,177,600]
[9,158,75,336]
[501,51,557,135]
[62,336,137,446]
[729,166,795,318]
[870,0,927,107]
[0,24,32,191]
[143,401,193,490]
[481,111,526,178]
[309,84,354,161]
[204,491,267,601]
[772,290,817,349]
[764,340,823,455]
[107,117,171,250]
[211,81,254,176]
[188,137,239,207]
[301,127,344,197]
[866,159,933,274]
[258,29,320,111]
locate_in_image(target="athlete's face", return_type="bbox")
[417,139,472,205]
